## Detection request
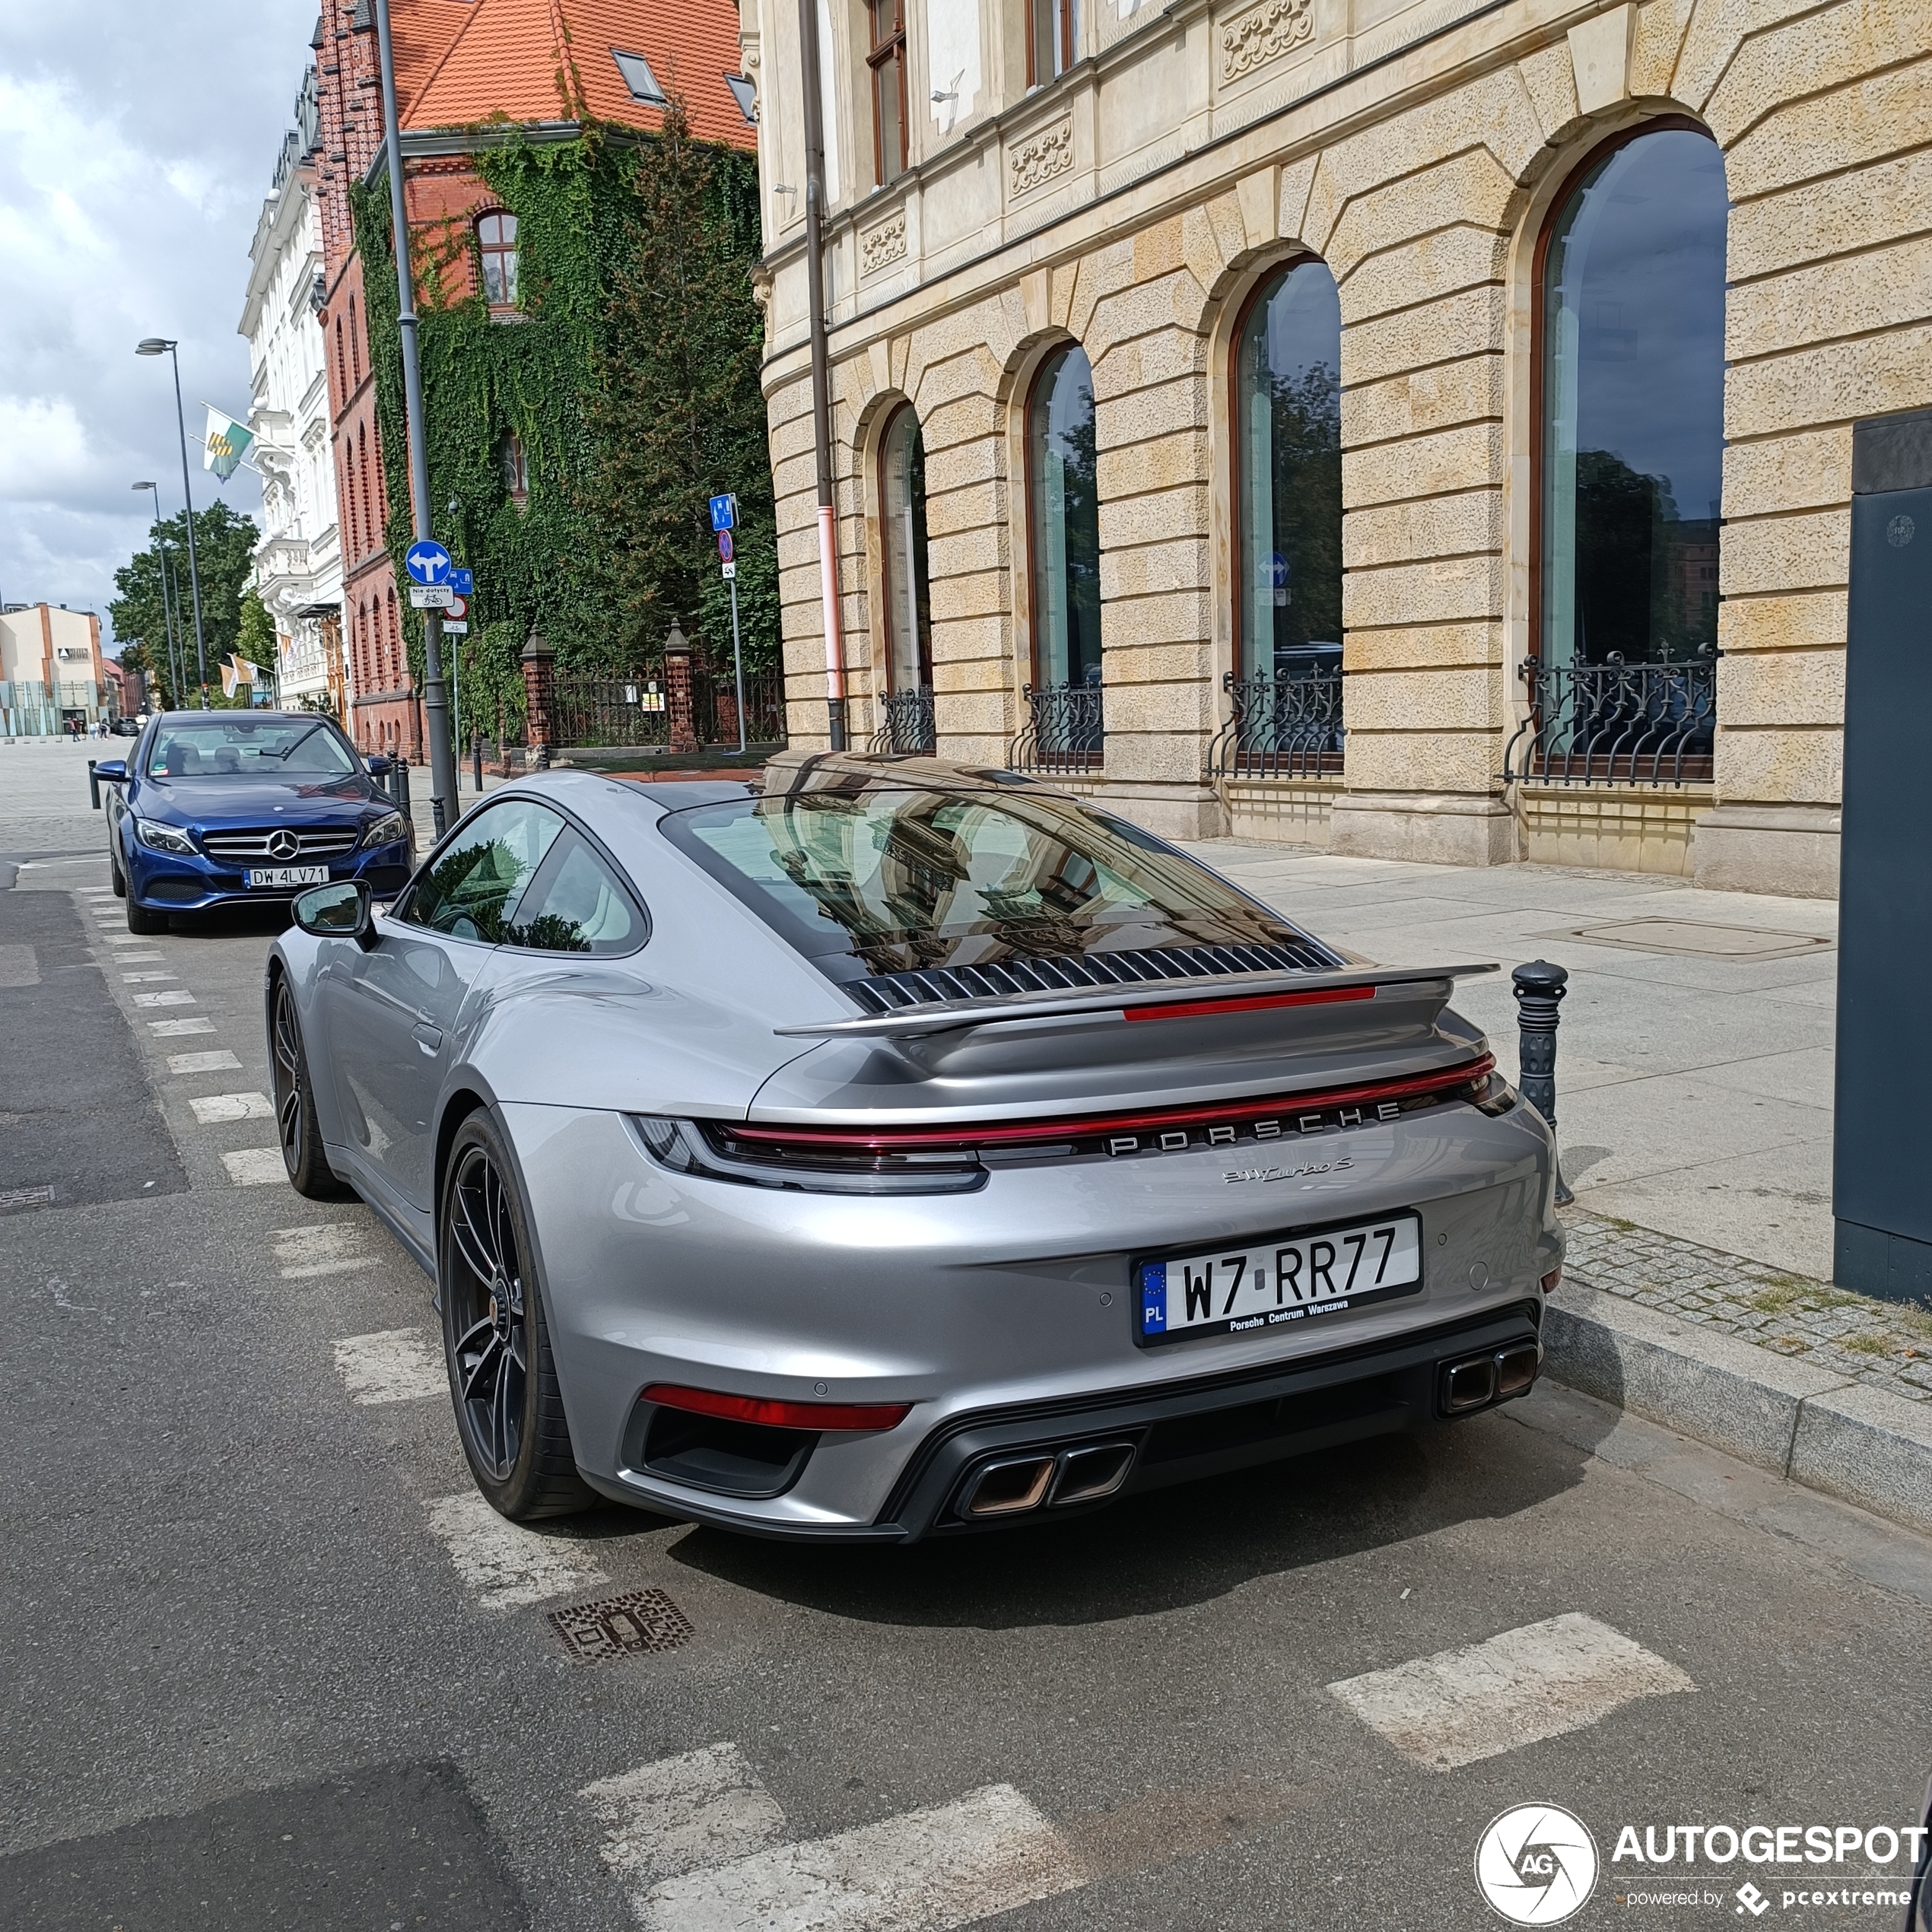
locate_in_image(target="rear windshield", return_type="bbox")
[659,782,1337,983]
[146,718,361,780]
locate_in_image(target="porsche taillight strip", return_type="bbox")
[643,1384,912,1432]
[1121,984,1375,1024]
[728,1053,1496,1155]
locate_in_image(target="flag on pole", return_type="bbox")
[202,407,255,480]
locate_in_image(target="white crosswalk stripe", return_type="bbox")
[167,1049,241,1073]
[333,1328,446,1404]
[275,1224,374,1279]
[150,1017,215,1035]
[221,1148,287,1186]
[1327,1612,1695,1771]
[189,1091,272,1123]
[423,1491,608,1609]
[580,1747,1088,1932]
[132,990,195,1006]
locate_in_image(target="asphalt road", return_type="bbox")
[3,746,1929,1931]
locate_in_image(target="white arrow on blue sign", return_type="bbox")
[709,494,737,532]
[405,539,453,586]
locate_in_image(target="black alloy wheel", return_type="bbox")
[271,977,350,1199]
[440,1112,590,1519]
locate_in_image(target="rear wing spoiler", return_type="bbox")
[774,963,1499,1041]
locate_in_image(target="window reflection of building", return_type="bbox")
[1540,127,1728,670]
[879,406,932,694]
[1028,346,1101,691]
[1233,260,1343,679]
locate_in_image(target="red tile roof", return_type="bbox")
[399,0,755,150]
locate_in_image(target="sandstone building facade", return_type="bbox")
[745,0,1928,897]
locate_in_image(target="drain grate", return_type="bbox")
[0,1184,56,1212]
[548,1587,694,1663]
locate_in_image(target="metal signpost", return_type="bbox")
[712,494,748,756]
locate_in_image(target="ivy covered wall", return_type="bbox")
[350,110,775,740]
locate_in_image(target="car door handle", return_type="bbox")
[412,1021,443,1054]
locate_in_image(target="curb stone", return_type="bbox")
[1543,1278,1932,1538]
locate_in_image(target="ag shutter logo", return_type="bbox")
[1475,1804,1600,1924]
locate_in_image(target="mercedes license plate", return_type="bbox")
[246,865,329,889]
[1136,1211,1422,1346]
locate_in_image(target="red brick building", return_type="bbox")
[310,0,755,758]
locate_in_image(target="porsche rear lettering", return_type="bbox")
[1105,1098,1402,1159]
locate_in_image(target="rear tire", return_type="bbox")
[269,977,352,1200]
[440,1111,592,1520]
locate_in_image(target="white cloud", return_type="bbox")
[0,4,310,639]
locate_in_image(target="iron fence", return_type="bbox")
[1008,682,1104,776]
[549,663,786,752]
[1502,650,1718,786]
[1206,669,1345,780]
[869,687,936,755]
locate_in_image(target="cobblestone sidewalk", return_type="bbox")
[1560,1209,1932,1405]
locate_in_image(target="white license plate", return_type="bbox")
[1136,1211,1423,1346]
[246,865,330,889]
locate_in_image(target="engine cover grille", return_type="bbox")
[845,939,1341,1014]
[199,826,361,862]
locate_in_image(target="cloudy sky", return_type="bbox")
[2,1,318,647]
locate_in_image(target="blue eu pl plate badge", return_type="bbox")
[1138,1262,1167,1338]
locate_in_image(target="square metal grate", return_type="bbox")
[548,1587,694,1663]
[0,1184,56,1212]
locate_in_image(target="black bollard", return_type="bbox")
[87,758,100,810]
[1512,959,1573,1207]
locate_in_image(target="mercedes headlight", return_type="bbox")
[361,810,409,850]
[135,816,196,856]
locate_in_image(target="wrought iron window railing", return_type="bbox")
[1008,681,1104,775]
[1503,649,1718,786]
[1206,669,1345,780]
[869,686,936,755]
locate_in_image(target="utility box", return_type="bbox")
[1835,405,1932,1306]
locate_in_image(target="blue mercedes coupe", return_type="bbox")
[96,712,415,934]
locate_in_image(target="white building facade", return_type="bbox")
[240,67,345,717]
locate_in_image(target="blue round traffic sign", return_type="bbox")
[405,539,453,586]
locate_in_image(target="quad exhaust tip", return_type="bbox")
[958,1440,1139,1519]
[1443,1343,1541,1415]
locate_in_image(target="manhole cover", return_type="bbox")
[0,1184,56,1212]
[1549,920,1832,961]
[548,1587,694,1663]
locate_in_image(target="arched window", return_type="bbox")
[1028,345,1101,691]
[879,406,931,694]
[386,589,400,687]
[1233,259,1342,680]
[348,295,360,384]
[478,211,520,310]
[334,317,346,401]
[1540,126,1727,670]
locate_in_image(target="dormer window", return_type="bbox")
[612,49,667,105]
[478,211,520,310]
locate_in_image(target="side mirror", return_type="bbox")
[366,754,392,777]
[94,759,129,780]
[293,879,377,950]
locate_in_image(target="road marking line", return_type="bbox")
[1327,1612,1695,1771]
[150,1018,215,1035]
[634,1784,1088,1932]
[98,934,148,946]
[582,1745,789,1888]
[221,1148,288,1186]
[334,1328,446,1403]
[122,971,179,983]
[189,1091,272,1123]
[132,990,195,1007]
[423,1491,609,1610]
[168,1049,241,1073]
[274,1224,374,1278]
[114,951,164,962]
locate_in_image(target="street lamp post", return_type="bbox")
[132,481,184,709]
[135,339,210,708]
[370,0,458,834]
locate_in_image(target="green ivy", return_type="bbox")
[349,111,773,743]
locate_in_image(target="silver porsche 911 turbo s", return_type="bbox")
[268,754,1562,1540]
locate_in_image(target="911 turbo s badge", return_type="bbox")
[1224,1156,1355,1184]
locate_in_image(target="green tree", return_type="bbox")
[583,97,777,669]
[109,504,261,695]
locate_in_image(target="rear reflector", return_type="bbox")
[726,1053,1495,1157]
[1123,984,1376,1025]
[641,1384,911,1433]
